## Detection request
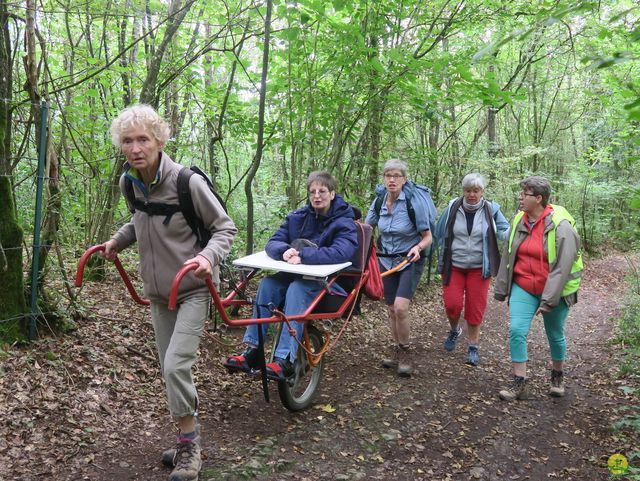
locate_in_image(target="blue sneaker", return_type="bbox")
[466,345,480,366]
[443,327,462,352]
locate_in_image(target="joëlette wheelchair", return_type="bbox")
[75,222,374,412]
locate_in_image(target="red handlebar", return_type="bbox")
[75,244,150,306]
[168,262,217,310]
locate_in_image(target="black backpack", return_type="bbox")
[123,165,227,248]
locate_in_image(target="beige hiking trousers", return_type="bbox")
[151,294,210,418]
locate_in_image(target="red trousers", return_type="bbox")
[442,267,490,326]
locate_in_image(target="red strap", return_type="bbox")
[266,362,283,374]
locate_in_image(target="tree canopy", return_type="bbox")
[1,0,639,339]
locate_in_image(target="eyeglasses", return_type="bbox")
[309,189,331,197]
[384,174,404,180]
[519,191,538,198]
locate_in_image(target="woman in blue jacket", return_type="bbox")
[436,173,509,365]
[226,171,358,380]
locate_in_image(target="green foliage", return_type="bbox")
[2,0,640,340]
[610,264,640,470]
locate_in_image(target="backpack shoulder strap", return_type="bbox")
[177,166,200,240]
[123,176,136,214]
[374,190,385,217]
[177,167,196,229]
[403,182,417,231]
[178,166,228,248]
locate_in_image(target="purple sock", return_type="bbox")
[178,430,197,443]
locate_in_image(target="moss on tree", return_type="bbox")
[0,176,27,342]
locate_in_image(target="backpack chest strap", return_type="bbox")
[132,199,182,225]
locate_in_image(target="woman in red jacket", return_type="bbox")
[494,176,582,401]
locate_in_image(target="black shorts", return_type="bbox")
[381,258,425,305]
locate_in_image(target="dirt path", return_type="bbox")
[1,253,638,481]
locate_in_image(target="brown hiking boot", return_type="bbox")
[381,345,399,369]
[162,425,201,468]
[169,434,201,481]
[498,376,528,401]
[549,369,565,397]
[162,448,176,467]
[397,344,413,378]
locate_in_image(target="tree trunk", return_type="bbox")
[139,0,195,105]
[487,62,499,158]
[0,3,27,341]
[244,0,272,255]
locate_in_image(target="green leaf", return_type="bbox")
[624,98,640,111]
[473,27,533,60]
[332,0,346,11]
[369,57,385,73]
[629,196,640,209]
[282,27,301,41]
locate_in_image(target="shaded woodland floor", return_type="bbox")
[1,253,638,481]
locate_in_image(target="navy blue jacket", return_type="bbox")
[265,194,358,265]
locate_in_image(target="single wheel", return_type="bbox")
[278,325,325,411]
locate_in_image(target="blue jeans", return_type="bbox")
[508,283,569,363]
[243,273,328,362]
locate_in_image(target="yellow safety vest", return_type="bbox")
[508,204,583,296]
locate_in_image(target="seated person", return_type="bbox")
[225,171,358,379]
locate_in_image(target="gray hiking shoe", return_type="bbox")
[381,345,399,369]
[169,434,201,481]
[465,345,480,366]
[498,376,528,401]
[444,327,463,352]
[397,345,413,378]
[549,369,565,397]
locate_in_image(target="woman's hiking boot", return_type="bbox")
[381,345,399,369]
[169,432,202,481]
[397,344,413,378]
[498,376,528,401]
[549,369,565,397]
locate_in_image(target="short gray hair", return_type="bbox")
[520,176,552,206]
[110,104,171,148]
[307,171,337,192]
[383,159,408,177]
[462,173,486,190]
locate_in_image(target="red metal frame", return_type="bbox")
[75,244,150,306]
[168,262,369,327]
[75,245,370,329]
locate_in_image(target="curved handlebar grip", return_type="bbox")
[168,262,217,311]
[168,262,198,310]
[75,244,150,306]
[75,244,105,287]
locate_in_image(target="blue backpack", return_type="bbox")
[373,180,438,254]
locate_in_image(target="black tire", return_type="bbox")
[278,325,325,411]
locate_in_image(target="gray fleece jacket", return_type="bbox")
[110,153,237,303]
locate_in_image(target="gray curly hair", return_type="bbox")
[110,104,171,148]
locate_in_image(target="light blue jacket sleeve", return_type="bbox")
[491,201,510,242]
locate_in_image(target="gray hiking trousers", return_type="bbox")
[151,294,210,418]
